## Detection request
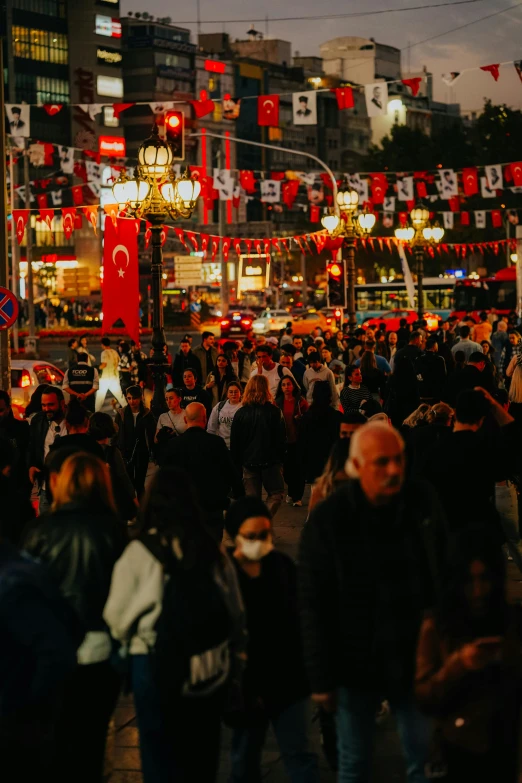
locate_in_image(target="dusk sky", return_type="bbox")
[123,0,522,113]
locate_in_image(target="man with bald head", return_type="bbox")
[163,402,243,538]
[299,422,446,781]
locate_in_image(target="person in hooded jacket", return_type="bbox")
[22,451,124,783]
[225,496,319,783]
[117,385,156,498]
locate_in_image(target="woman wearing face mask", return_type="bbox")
[224,496,320,783]
[207,381,242,449]
[275,375,308,507]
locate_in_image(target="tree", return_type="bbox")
[469,100,522,163]
[366,125,437,171]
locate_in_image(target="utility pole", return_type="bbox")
[23,142,36,353]
[0,41,10,391]
[217,143,229,316]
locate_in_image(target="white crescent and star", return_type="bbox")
[16,216,26,239]
[112,244,129,279]
[263,99,274,113]
[63,212,74,235]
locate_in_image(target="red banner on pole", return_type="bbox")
[103,217,140,343]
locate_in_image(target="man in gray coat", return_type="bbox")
[193,331,218,382]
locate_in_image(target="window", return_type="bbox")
[155,52,191,70]
[14,0,65,17]
[15,73,69,104]
[13,26,68,64]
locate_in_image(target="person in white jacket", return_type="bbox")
[302,351,340,409]
[104,466,246,783]
[207,381,242,448]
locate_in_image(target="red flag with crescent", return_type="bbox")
[43,104,63,116]
[190,90,215,119]
[262,238,271,257]
[254,239,263,255]
[462,168,479,196]
[245,239,253,254]
[480,64,500,82]
[103,203,119,229]
[210,236,220,261]
[491,210,502,228]
[185,231,199,252]
[402,78,422,97]
[233,238,242,255]
[36,194,48,210]
[13,210,29,245]
[511,162,522,187]
[461,211,470,226]
[82,206,98,234]
[39,208,54,230]
[174,227,189,250]
[61,207,77,239]
[222,237,232,260]
[103,217,140,344]
[271,238,280,252]
[200,233,210,256]
[258,95,279,127]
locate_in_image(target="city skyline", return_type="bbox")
[123,0,522,112]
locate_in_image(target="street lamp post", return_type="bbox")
[395,204,444,321]
[112,125,201,416]
[321,181,376,333]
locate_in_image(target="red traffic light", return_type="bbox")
[334,308,342,318]
[328,263,343,280]
[164,111,185,160]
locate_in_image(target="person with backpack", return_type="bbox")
[103,466,247,783]
[207,381,243,449]
[224,496,320,782]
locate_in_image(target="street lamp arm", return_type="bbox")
[188,131,339,214]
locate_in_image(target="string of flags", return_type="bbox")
[5,57,522,140]
[9,204,518,262]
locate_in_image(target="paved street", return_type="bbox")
[107,491,522,782]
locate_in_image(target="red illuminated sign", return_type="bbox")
[204,59,225,74]
[98,135,126,157]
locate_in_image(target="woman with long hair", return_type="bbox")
[309,438,350,512]
[23,452,123,783]
[359,349,385,402]
[88,411,138,521]
[298,381,343,483]
[230,375,287,517]
[104,466,246,783]
[205,353,239,408]
[416,529,522,782]
[207,380,243,449]
[275,374,308,506]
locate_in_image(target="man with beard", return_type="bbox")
[299,422,446,780]
[27,385,67,514]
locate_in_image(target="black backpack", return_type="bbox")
[152,559,232,700]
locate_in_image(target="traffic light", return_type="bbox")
[164,111,185,160]
[327,260,347,308]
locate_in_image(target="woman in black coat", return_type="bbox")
[384,354,420,428]
[224,496,319,783]
[297,380,342,483]
[116,385,156,499]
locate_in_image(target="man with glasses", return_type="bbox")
[28,385,67,514]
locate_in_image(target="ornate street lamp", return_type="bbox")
[394,202,444,320]
[112,125,201,415]
[321,180,375,333]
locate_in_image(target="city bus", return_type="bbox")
[355,278,455,324]
[451,267,516,319]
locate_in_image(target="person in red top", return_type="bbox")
[275,375,308,507]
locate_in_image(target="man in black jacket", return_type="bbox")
[0,390,30,492]
[299,422,446,781]
[28,385,67,514]
[62,352,99,413]
[414,336,447,403]
[171,338,202,386]
[164,402,243,538]
[391,329,424,369]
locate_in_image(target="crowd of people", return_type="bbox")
[2,308,522,782]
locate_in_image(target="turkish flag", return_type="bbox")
[449,196,460,212]
[402,78,422,97]
[258,95,279,127]
[462,167,479,196]
[371,173,388,204]
[480,64,500,82]
[185,231,199,252]
[282,180,299,208]
[190,90,215,119]
[72,185,84,205]
[491,210,502,228]
[511,162,522,186]
[39,208,54,230]
[36,194,48,210]
[416,181,427,198]
[103,217,139,343]
[270,172,286,181]
[333,87,354,109]
[210,236,220,261]
[82,206,99,233]
[43,104,63,116]
[61,207,77,239]
[310,205,320,223]
[222,237,232,260]
[239,170,256,193]
[12,210,29,244]
[460,211,470,226]
[112,103,133,119]
[200,234,210,256]
[233,239,242,255]
[104,203,119,228]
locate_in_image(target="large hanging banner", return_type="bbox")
[103,217,140,343]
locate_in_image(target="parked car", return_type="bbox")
[220,309,255,337]
[291,310,337,336]
[10,359,65,419]
[252,309,292,335]
[362,309,441,333]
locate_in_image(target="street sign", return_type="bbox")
[0,287,19,330]
[174,255,202,286]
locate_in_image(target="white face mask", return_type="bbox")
[236,535,274,562]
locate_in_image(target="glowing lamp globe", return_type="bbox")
[138,126,173,175]
[410,204,430,227]
[176,176,201,207]
[358,212,376,233]
[322,213,340,233]
[337,187,359,211]
[431,225,444,242]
